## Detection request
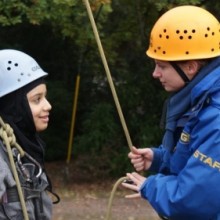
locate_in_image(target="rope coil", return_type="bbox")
[0,117,29,220]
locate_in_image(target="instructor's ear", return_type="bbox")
[188,61,200,73]
[182,60,200,79]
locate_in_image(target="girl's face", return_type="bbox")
[27,84,52,132]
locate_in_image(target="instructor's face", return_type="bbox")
[152,60,185,92]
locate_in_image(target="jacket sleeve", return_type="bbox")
[149,146,166,172]
[140,106,220,220]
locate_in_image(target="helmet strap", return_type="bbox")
[170,62,190,84]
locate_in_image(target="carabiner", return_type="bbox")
[23,152,42,178]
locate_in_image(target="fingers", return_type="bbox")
[128,146,152,158]
[126,172,142,183]
[131,159,145,172]
[121,182,138,192]
[133,147,152,155]
[131,146,140,154]
[125,193,141,199]
[125,172,146,188]
[121,172,146,199]
[129,147,145,171]
[128,146,143,158]
[131,172,146,183]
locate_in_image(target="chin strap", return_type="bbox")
[170,62,190,84]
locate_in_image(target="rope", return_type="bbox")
[82,1,136,219]
[82,0,133,150]
[0,117,29,220]
[105,177,128,220]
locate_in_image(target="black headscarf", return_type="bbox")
[0,77,46,166]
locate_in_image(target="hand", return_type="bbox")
[121,172,146,198]
[128,146,154,171]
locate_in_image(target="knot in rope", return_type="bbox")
[0,123,16,145]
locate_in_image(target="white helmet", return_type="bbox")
[0,49,48,97]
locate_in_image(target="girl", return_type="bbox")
[0,49,58,220]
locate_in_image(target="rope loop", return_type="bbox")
[2,124,16,145]
[0,116,29,220]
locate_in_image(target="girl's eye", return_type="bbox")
[33,97,41,103]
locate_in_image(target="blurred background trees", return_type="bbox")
[0,0,220,178]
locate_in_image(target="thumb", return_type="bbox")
[132,146,150,156]
[131,146,141,155]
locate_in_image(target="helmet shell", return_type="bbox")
[0,49,48,97]
[146,6,220,61]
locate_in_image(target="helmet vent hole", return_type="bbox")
[163,29,167,33]
[179,36,184,40]
[185,51,189,55]
[212,32,215,36]
[211,48,214,52]
[7,67,11,71]
[8,61,12,64]
[176,30,180,34]
[207,27,210,31]
[20,73,24,76]
[17,79,21,82]
[159,34,162,38]
[166,35,169,39]
[14,63,18,67]
[188,36,192,39]
[162,51,166,54]
[192,29,196,33]
[184,30,187,34]
[205,34,208,38]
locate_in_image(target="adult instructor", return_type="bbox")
[122,5,220,220]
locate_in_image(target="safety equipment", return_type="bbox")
[146,5,220,61]
[0,49,48,97]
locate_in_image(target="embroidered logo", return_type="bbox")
[180,131,190,143]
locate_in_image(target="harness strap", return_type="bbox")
[45,172,60,204]
[0,187,41,204]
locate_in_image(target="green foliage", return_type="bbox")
[0,0,219,177]
[73,102,131,177]
[74,102,122,152]
[42,80,73,160]
[0,1,27,25]
[148,0,203,11]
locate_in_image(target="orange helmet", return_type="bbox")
[146,5,220,61]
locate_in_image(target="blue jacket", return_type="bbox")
[140,57,220,220]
